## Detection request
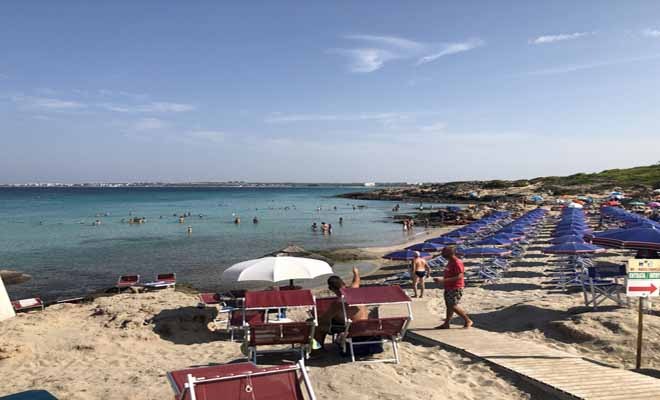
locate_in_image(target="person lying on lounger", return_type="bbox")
[313,267,366,348]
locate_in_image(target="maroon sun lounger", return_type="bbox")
[11,297,44,312]
[116,274,140,293]
[167,359,316,400]
[243,289,317,365]
[339,285,413,363]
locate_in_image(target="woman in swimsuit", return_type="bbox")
[410,251,431,298]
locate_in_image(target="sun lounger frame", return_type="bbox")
[339,285,412,364]
[242,289,318,365]
[168,359,316,400]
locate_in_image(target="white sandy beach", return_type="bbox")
[1,223,659,399]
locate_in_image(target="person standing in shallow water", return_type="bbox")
[433,246,473,329]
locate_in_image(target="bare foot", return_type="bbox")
[435,324,451,329]
[463,320,473,329]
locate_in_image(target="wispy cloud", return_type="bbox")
[418,121,446,132]
[100,101,194,113]
[326,48,397,73]
[11,95,86,110]
[642,28,660,38]
[530,32,591,45]
[185,130,226,143]
[133,117,166,131]
[266,111,412,123]
[528,54,660,75]
[343,34,424,51]
[416,39,484,65]
[329,34,484,72]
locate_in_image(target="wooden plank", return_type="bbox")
[406,327,660,400]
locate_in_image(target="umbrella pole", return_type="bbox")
[289,279,294,288]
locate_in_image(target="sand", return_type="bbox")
[1,221,659,399]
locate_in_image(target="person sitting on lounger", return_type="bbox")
[313,267,366,348]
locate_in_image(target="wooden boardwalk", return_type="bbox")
[405,301,660,399]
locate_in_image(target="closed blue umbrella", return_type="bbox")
[543,242,605,254]
[406,242,444,252]
[383,250,431,260]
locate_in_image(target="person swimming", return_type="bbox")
[311,222,318,231]
[253,216,259,224]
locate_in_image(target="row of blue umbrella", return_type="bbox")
[590,207,660,252]
[543,207,605,254]
[383,211,512,260]
[458,208,549,257]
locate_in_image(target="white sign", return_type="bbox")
[627,259,660,298]
[0,275,16,321]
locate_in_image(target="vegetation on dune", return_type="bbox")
[341,163,660,202]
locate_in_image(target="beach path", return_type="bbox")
[406,299,660,400]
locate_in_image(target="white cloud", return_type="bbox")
[416,39,484,65]
[100,101,194,113]
[530,32,591,45]
[419,121,446,132]
[330,34,484,72]
[185,130,226,143]
[642,29,660,38]
[133,118,166,131]
[266,111,411,123]
[528,54,660,75]
[343,34,424,51]
[326,48,397,73]
[11,95,86,110]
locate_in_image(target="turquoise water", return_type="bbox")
[0,187,444,300]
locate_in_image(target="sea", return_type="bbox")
[0,186,452,301]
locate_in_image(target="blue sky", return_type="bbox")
[1,1,660,183]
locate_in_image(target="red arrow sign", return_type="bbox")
[629,283,658,294]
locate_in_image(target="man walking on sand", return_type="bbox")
[433,246,473,329]
[411,251,430,298]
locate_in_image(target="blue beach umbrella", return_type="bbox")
[493,232,524,241]
[406,242,445,252]
[543,242,606,254]
[591,227,660,251]
[383,250,431,260]
[457,247,512,258]
[551,234,585,244]
[473,237,513,246]
[426,236,463,245]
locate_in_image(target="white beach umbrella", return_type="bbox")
[222,256,333,284]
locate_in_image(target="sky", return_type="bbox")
[1,1,660,183]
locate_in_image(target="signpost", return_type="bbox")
[627,259,660,369]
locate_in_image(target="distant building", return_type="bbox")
[364,182,376,187]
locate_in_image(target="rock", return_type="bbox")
[0,270,31,285]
